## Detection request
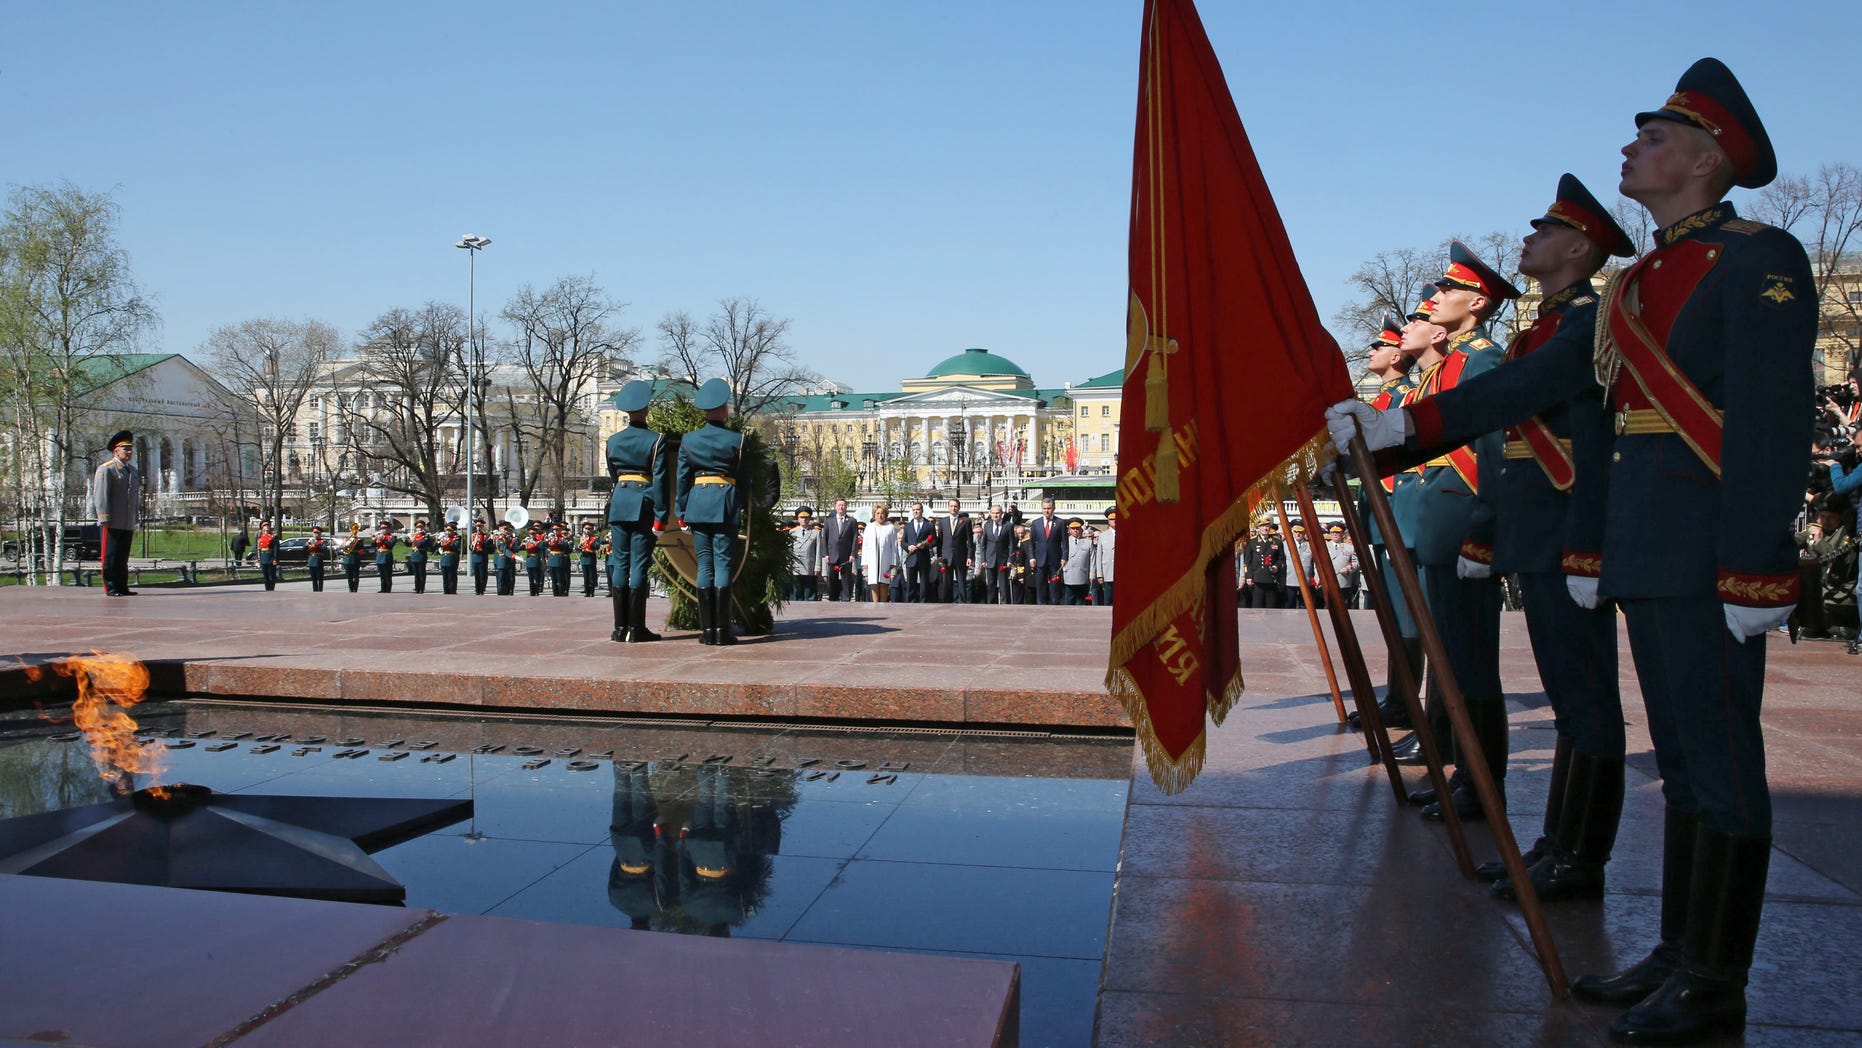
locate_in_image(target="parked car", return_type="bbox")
[249,535,375,563]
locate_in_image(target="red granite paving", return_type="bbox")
[0,586,1126,730]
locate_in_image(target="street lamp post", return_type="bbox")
[455,234,491,526]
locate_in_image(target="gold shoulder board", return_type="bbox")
[1571,295,1596,307]
[1721,218,1768,234]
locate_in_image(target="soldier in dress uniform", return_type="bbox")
[1240,520,1286,608]
[521,521,546,596]
[405,519,434,594]
[340,522,365,593]
[577,522,602,597]
[1347,310,1422,734]
[373,521,398,592]
[1397,242,1518,823]
[90,430,141,597]
[436,520,462,594]
[468,519,492,595]
[494,521,518,596]
[677,378,745,645]
[1337,175,1634,897]
[306,525,328,592]
[547,522,573,596]
[255,520,279,591]
[606,380,669,641]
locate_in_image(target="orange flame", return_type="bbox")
[48,652,164,794]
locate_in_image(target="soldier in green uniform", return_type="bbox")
[373,521,398,592]
[340,522,365,592]
[577,522,603,597]
[437,520,462,595]
[546,522,573,596]
[522,521,546,596]
[468,519,492,595]
[494,521,518,596]
[677,378,745,645]
[605,380,669,642]
[405,519,434,594]
[255,520,279,591]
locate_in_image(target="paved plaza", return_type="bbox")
[2,584,1858,1045]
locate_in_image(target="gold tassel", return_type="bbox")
[1154,435,1179,502]
[1144,350,1169,431]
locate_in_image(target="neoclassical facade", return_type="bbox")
[770,348,1092,493]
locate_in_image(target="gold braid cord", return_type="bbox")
[1593,267,1627,392]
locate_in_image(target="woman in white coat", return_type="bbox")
[860,503,899,603]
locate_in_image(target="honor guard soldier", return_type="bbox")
[677,378,745,645]
[373,522,398,592]
[468,519,492,595]
[1347,311,1422,733]
[578,522,603,597]
[522,521,546,596]
[406,519,435,594]
[494,521,519,595]
[340,523,365,592]
[546,522,573,596]
[607,380,669,640]
[437,520,462,594]
[91,430,142,597]
[306,525,328,592]
[1338,176,1635,896]
[255,520,279,591]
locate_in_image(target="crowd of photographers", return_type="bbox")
[1802,373,1861,653]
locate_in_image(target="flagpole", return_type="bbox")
[1288,484,1403,798]
[1346,431,1568,996]
[1271,496,1346,724]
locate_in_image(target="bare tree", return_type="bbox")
[1330,245,1441,371]
[501,276,636,511]
[1608,197,1657,261]
[203,317,341,526]
[658,297,816,421]
[1753,162,1862,378]
[335,303,469,524]
[0,182,157,582]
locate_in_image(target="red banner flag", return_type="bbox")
[1108,0,1353,793]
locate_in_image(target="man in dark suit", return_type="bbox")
[978,503,1013,604]
[935,498,973,602]
[898,502,934,603]
[1028,499,1067,605]
[821,498,859,601]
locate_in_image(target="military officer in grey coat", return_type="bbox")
[606,380,669,642]
[91,429,141,597]
[677,378,745,645]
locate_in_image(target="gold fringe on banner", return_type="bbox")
[1105,426,1336,793]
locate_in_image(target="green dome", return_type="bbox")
[924,347,1029,380]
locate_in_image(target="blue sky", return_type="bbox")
[5,1,1856,393]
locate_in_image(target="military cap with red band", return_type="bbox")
[1406,285,1439,322]
[1532,172,1636,258]
[1433,240,1522,301]
[1636,56,1775,189]
[1373,311,1403,347]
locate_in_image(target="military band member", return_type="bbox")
[677,378,744,645]
[306,525,328,592]
[255,520,279,591]
[340,523,365,592]
[494,521,518,596]
[373,522,398,592]
[606,380,669,641]
[547,522,573,597]
[406,519,434,594]
[468,519,492,595]
[578,522,603,597]
[437,520,462,594]
[522,522,546,596]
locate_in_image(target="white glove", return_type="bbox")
[1456,556,1491,580]
[1566,576,1600,610]
[1724,603,1793,643]
[1325,399,1406,455]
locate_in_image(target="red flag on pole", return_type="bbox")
[1108,0,1353,793]
[1065,437,1080,473]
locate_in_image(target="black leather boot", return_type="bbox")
[1391,731,1427,765]
[1423,702,1504,823]
[1609,827,1769,1044]
[713,584,737,645]
[1480,735,1572,881]
[629,585,660,642]
[1408,767,1462,808]
[611,586,631,643]
[1573,808,1699,1005]
[1495,751,1623,902]
[695,586,715,644]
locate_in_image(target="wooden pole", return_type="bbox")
[1271,497,1347,724]
[1346,432,1567,996]
[1291,485,1405,800]
[1330,471,1471,872]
